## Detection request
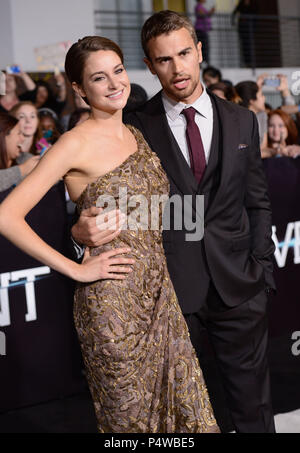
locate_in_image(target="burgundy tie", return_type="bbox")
[182,107,206,184]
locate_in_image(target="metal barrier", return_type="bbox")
[95,10,300,70]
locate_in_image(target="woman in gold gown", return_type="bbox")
[0,36,219,433]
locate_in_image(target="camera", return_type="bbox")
[6,65,21,75]
[263,77,280,88]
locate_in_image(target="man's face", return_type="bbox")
[144,27,203,104]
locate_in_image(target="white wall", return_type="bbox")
[1,0,95,71]
[0,0,14,69]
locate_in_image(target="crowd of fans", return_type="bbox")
[0,68,87,193]
[0,66,149,224]
[202,65,300,160]
[0,58,299,198]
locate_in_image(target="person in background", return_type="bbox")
[202,66,222,87]
[21,75,67,116]
[38,108,62,145]
[9,101,44,155]
[264,103,273,115]
[208,82,227,100]
[123,83,148,115]
[67,108,91,131]
[201,65,235,89]
[0,113,40,192]
[194,0,215,64]
[257,73,296,107]
[281,104,300,115]
[232,0,258,68]
[209,82,237,102]
[61,91,90,131]
[235,80,268,155]
[0,68,36,113]
[267,109,300,159]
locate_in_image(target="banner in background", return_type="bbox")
[0,182,85,412]
[34,41,72,72]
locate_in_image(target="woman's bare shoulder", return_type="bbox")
[47,125,91,164]
[57,127,87,148]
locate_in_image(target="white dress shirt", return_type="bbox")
[162,86,213,167]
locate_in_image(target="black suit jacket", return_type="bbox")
[125,90,276,313]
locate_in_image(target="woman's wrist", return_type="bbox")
[63,258,80,281]
[67,260,82,281]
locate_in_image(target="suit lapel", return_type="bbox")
[133,91,240,221]
[205,92,241,222]
[197,94,219,192]
[134,91,198,195]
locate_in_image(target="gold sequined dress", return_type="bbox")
[74,125,219,433]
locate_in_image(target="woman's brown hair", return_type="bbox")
[0,112,18,169]
[65,36,124,86]
[268,109,299,146]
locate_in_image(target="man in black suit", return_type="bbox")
[71,11,276,433]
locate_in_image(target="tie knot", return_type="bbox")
[182,107,196,123]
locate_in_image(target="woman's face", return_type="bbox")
[36,86,49,106]
[268,114,288,143]
[5,123,25,162]
[15,104,39,137]
[40,115,55,134]
[76,50,131,114]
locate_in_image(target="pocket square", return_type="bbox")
[238,144,249,150]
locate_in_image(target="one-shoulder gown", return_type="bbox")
[74,125,219,433]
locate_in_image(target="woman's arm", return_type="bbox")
[0,154,40,192]
[0,133,84,279]
[54,72,67,103]
[19,69,36,91]
[0,132,135,282]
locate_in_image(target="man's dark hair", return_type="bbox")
[235,80,259,108]
[141,10,198,60]
[202,66,222,82]
[124,84,148,114]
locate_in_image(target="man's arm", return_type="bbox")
[245,111,276,292]
[71,112,146,253]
